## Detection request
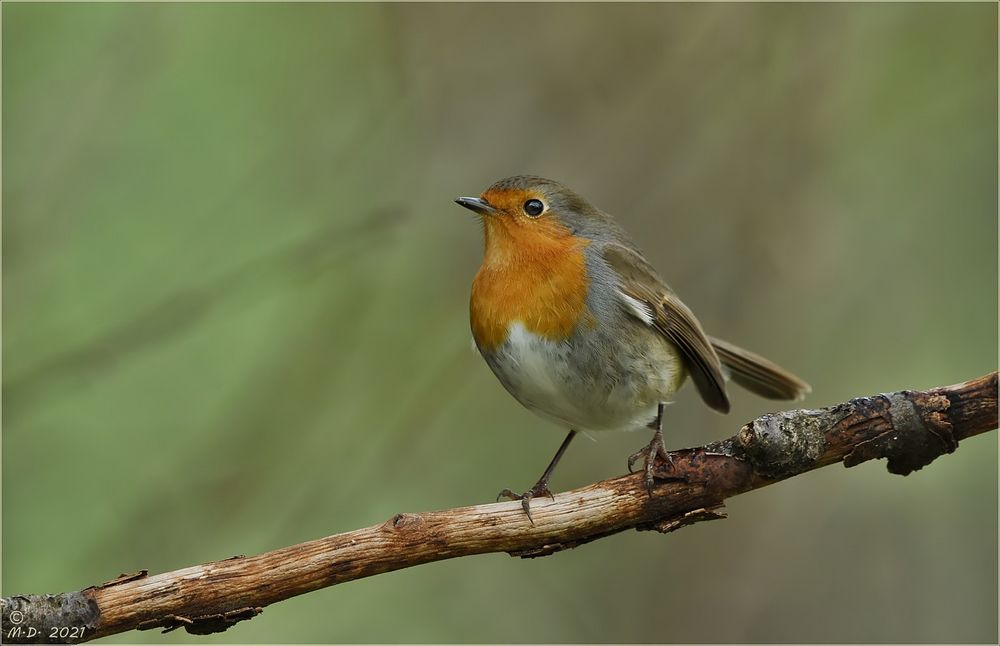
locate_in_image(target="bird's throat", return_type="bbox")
[471,218,591,351]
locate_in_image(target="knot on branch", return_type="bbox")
[738,409,832,479]
[843,390,956,475]
[383,513,424,530]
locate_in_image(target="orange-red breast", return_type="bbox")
[456,176,809,520]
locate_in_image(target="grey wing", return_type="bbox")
[603,243,730,413]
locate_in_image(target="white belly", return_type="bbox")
[483,322,683,433]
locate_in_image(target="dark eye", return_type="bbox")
[523,199,545,217]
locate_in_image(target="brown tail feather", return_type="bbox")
[708,336,811,401]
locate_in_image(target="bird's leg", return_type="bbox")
[627,402,673,495]
[498,429,577,524]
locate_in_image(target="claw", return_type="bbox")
[627,450,642,474]
[496,430,577,525]
[628,429,672,496]
[497,482,554,525]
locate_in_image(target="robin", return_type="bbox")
[456,175,810,521]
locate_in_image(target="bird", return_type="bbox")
[456,175,810,521]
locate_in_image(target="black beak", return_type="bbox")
[454,196,497,216]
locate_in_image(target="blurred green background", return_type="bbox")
[3,3,997,643]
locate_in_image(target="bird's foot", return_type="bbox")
[627,430,674,495]
[497,480,555,525]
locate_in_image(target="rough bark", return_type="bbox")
[2,372,996,644]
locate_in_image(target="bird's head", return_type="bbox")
[455,175,606,265]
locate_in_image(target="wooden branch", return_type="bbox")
[3,372,996,644]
